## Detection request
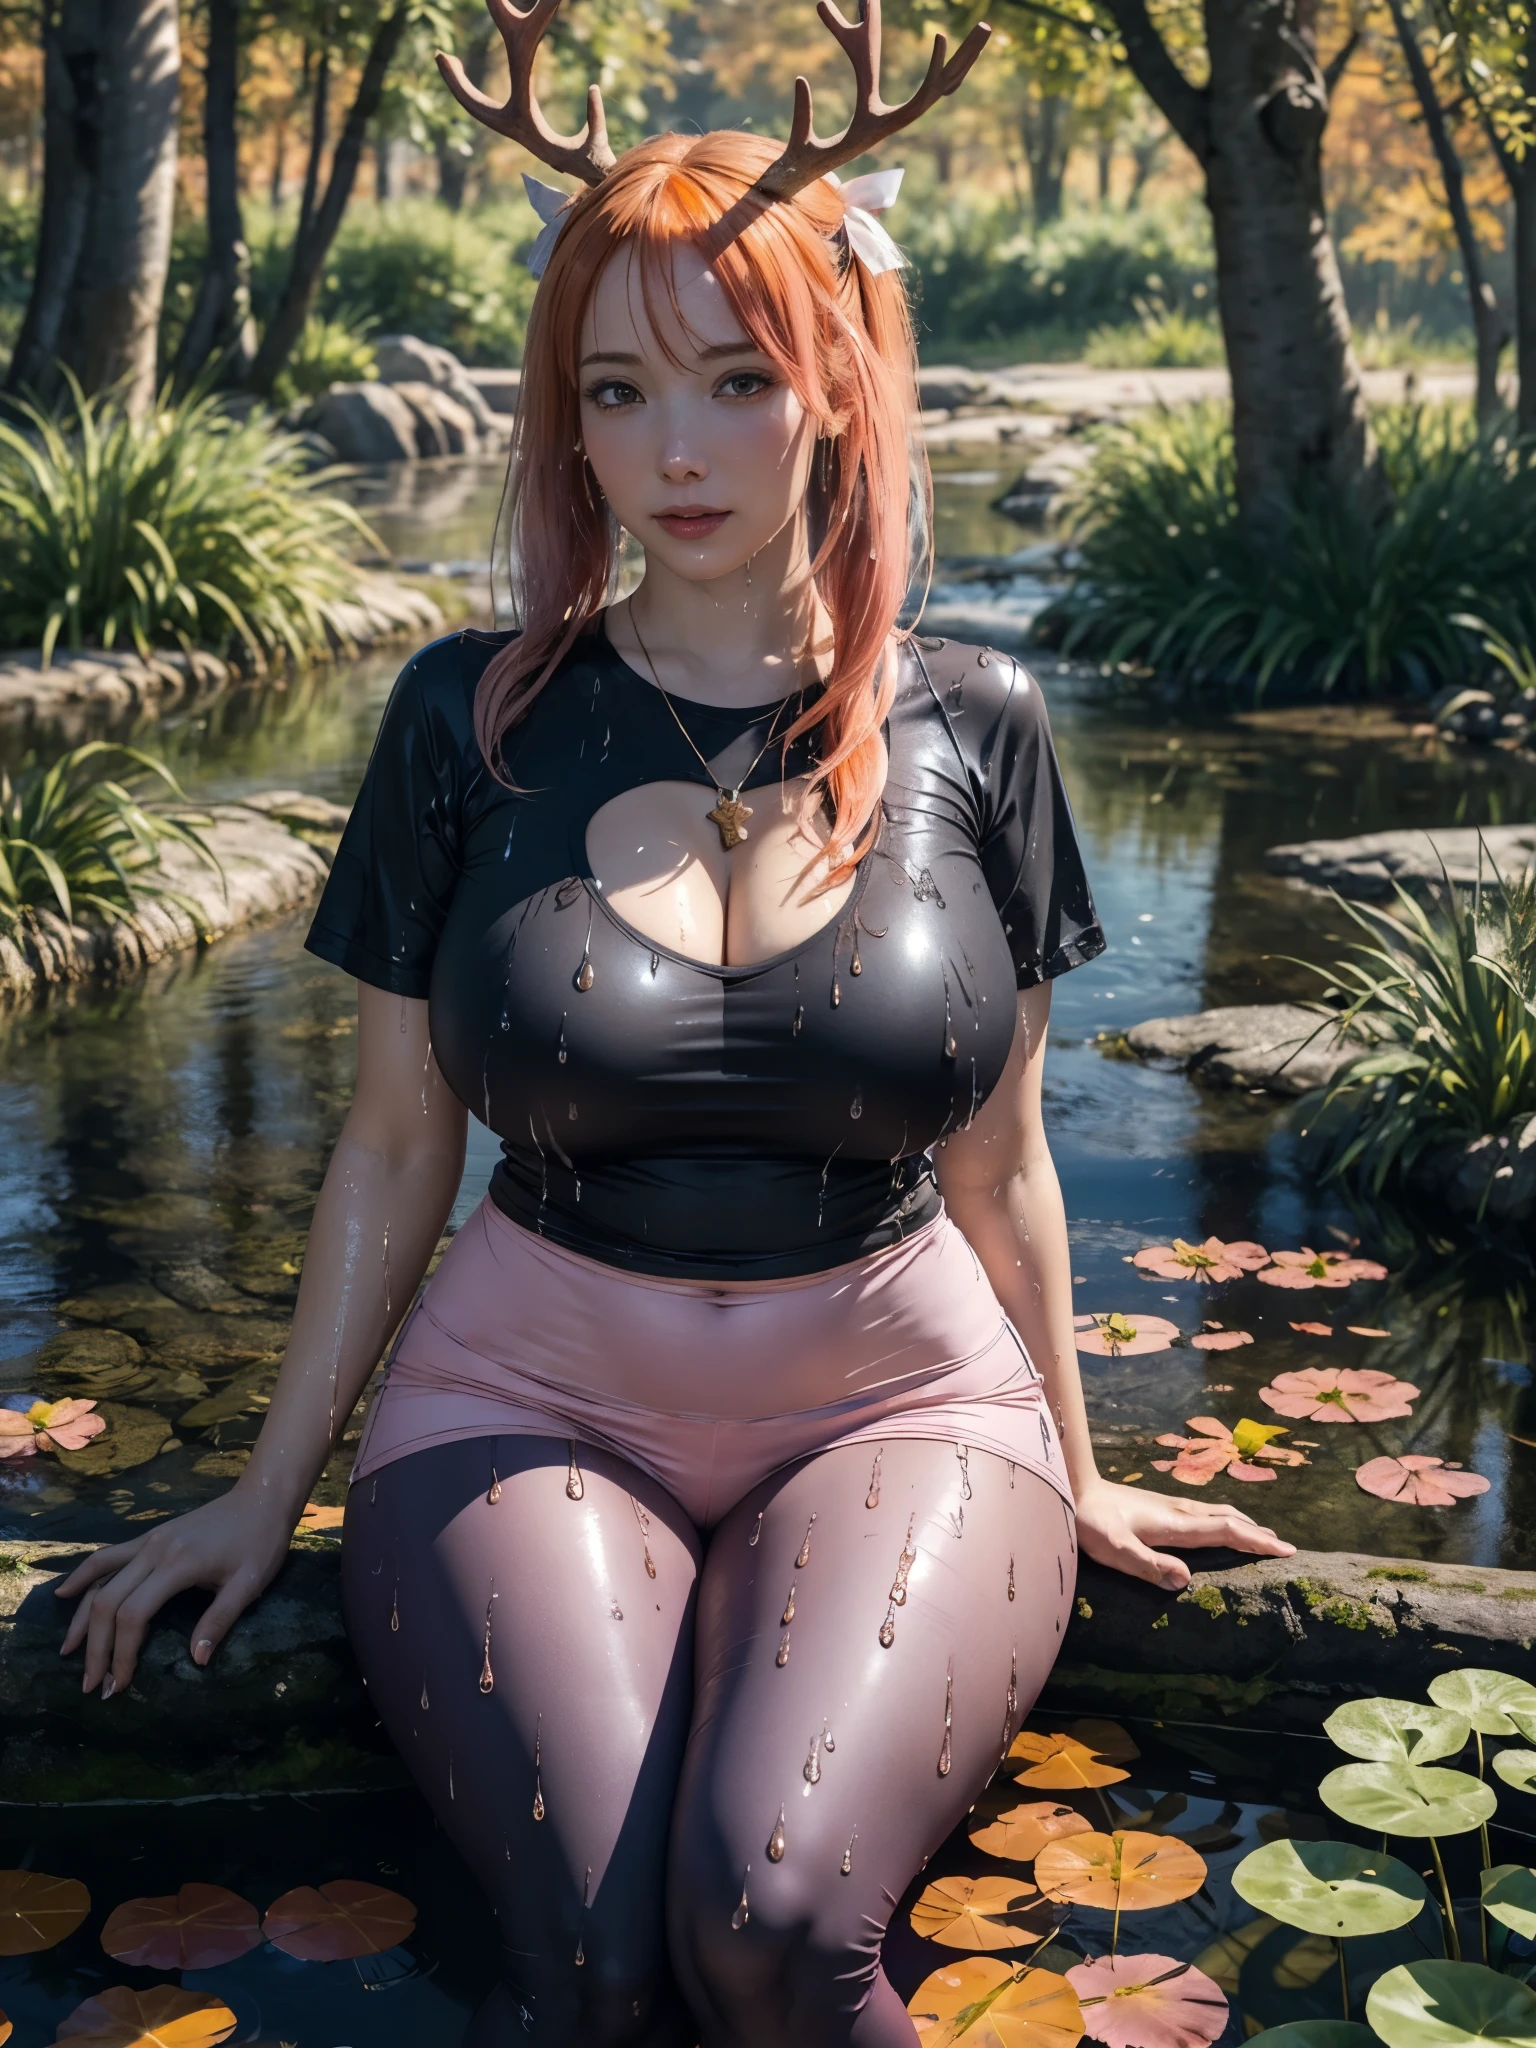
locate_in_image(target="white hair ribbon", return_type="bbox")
[825,167,907,275]
[522,172,574,278]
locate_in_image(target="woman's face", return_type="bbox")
[577,241,820,582]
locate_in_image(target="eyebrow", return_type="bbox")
[579,341,763,368]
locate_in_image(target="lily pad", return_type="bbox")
[1324,1699,1470,1765]
[969,1799,1096,1863]
[1075,1314,1180,1358]
[1231,1839,1428,1937]
[1132,1239,1269,1283]
[1482,1867,1536,1940]
[261,1879,416,1961]
[0,1869,90,1954]
[1492,1751,1536,1796]
[55,1985,237,2046]
[1259,1369,1419,1424]
[906,1958,1084,2048]
[1248,2027,1378,2048]
[1034,1830,1207,1913]
[100,1884,261,1970]
[1365,1959,1536,2048]
[1428,1672,1536,1736]
[1066,1954,1228,2048]
[1008,1731,1130,1790]
[910,1875,1053,1951]
[1355,1457,1490,1507]
[1319,1762,1497,1838]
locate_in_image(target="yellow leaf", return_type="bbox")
[909,1874,1051,1951]
[0,1870,90,1955]
[969,1798,1096,1864]
[1231,1418,1289,1458]
[1008,1732,1130,1790]
[1034,1830,1208,1912]
[907,1958,1085,2048]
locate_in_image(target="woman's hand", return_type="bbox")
[1074,1475,1296,1591]
[54,1483,299,1697]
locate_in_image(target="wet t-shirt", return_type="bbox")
[305,624,1105,1278]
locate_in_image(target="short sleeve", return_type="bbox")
[304,643,474,998]
[975,657,1106,989]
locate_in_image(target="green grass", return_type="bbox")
[0,742,221,946]
[0,376,377,668]
[1040,400,1536,696]
[270,313,379,407]
[1083,300,1225,368]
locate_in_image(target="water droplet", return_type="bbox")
[803,1733,822,1786]
[489,1467,503,1505]
[776,1631,791,1667]
[1004,1646,1019,1743]
[850,931,862,975]
[796,1514,817,1569]
[792,1004,803,1036]
[420,1677,430,1711]
[841,1827,857,1875]
[399,996,408,1033]
[370,1477,377,1506]
[532,1780,545,1821]
[650,951,660,976]
[767,1806,787,1862]
[781,1584,797,1626]
[823,1722,835,1754]
[568,1101,578,1120]
[479,1590,498,1693]
[532,1719,545,1819]
[865,1448,883,1509]
[611,1600,625,1621]
[1007,1554,1016,1602]
[557,1015,568,1064]
[731,1868,750,1929]
[850,1087,863,1120]
[957,1444,973,1501]
[889,1514,917,1606]
[912,867,944,906]
[748,1510,763,1547]
[938,1660,954,1777]
[978,648,991,668]
[831,977,841,1008]
[390,1587,399,1633]
[382,1222,392,1316]
[879,1605,896,1648]
[566,1443,584,1500]
[449,1755,455,1799]
[576,955,595,992]
[574,1933,585,1966]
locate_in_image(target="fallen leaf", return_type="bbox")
[1034,1830,1208,1913]
[1347,1327,1391,1339]
[0,2007,9,2046]
[910,1874,1052,1950]
[298,1502,345,1532]
[1189,1329,1253,1352]
[1009,1731,1130,1789]
[100,1884,261,1971]
[1354,1456,1491,1507]
[1152,1417,1307,1486]
[970,1799,1097,1862]
[55,1986,236,2047]
[1074,1314,1180,1358]
[0,1869,90,1954]
[906,1958,1084,2048]
[1258,1368,1419,1424]
[262,1879,416,1960]
[1066,1954,1228,2048]
[1132,1239,1269,1284]
[1290,1322,1334,1337]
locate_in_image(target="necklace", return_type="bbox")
[626,606,801,852]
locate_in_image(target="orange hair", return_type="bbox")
[476,128,931,881]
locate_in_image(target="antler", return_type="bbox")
[754,0,992,201]
[436,0,616,188]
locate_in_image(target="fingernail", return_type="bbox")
[101,1675,116,1700]
[81,1674,91,1693]
[194,1638,213,1666]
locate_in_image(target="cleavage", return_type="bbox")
[583,777,855,969]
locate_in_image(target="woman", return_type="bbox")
[57,7,1293,2041]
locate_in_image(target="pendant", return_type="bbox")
[708,789,753,851]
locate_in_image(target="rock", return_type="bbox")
[1266,825,1536,899]
[239,788,351,834]
[1051,1548,1536,1730]
[465,366,521,414]
[53,1401,171,1475]
[994,441,1094,526]
[1123,1003,1366,1095]
[37,1328,145,1376]
[149,1262,263,1315]
[373,333,498,435]
[1413,1117,1536,1221]
[1433,687,1502,741]
[302,381,417,464]
[918,365,995,412]
[390,379,480,457]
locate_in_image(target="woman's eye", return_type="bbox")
[718,371,773,400]
[586,380,641,409]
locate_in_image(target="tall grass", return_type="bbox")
[1304,858,1536,1202]
[0,743,220,944]
[0,377,377,668]
[1041,401,1536,697]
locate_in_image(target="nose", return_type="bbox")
[659,440,708,485]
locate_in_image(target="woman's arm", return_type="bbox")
[55,985,468,1695]
[934,983,1295,1589]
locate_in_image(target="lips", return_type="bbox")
[654,508,730,539]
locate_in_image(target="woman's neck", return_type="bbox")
[613,514,831,709]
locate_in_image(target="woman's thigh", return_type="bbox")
[342,1434,701,2044]
[666,1440,1075,2048]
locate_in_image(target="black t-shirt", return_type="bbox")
[305,623,1105,1277]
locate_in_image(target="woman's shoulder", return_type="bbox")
[388,627,518,717]
[899,635,1052,747]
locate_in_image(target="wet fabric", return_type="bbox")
[342,1434,1076,2046]
[305,625,1105,1279]
[352,1197,1071,1525]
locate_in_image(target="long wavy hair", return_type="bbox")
[476,128,930,880]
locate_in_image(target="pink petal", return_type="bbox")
[1266,1250,1317,1267]
[1355,1454,1491,1506]
[1290,1321,1333,1336]
[0,1411,36,1438]
[1256,1265,1319,1289]
[0,1434,38,1459]
[1068,1954,1229,2048]
[1170,1448,1234,1484]
[1222,1241,1272,1271]
[1348,1326,1391,1338]
[1336,1259,1389,1281]
[1074,1313,1182,1357]
[1189,1329,1253,1351]
[1132,1247,1189,1279]
[37,1412,107,1451]
[1227,1459,1280,1480]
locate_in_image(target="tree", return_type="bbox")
[7,0,181,416]
[175,0,258,386]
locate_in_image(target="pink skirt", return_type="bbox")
[353,1197,1072,1528]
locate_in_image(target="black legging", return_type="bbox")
[342,1434,1076,2046]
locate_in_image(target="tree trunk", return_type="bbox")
[173,0,255,388]
[1516,158,1536,436]
[7,0,179,416]
[1385,0,1506,422]
[1099,0,1374,535]
[245,5,408,394]
[1020,94,1071,224]
[374,131,391,199]
[269,110,286,207]
[297,46,329,251]
[1096,134,1113,204]
[1127,131,1164,207]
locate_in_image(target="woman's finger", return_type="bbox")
[59,1573,117,1658]
[80,1555,157,1694]
[54,1538,149,1600]
[105,1558,217,1693]
[189,1573,263,1668]
[1083,1523,1190,1592]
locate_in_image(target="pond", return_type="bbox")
[3,456,1536,1566]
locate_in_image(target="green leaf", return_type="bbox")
[1481,1867,1536,1939]
[1248,2028,1377,2048]
[1429,1672,1536,1736]
[1366,1961,1536,2048]
[1231,1839,1428,1938]
[1324,1700,1470,1766]
[1492,1750,1536,1796]
[1318,1762,1497,1838]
